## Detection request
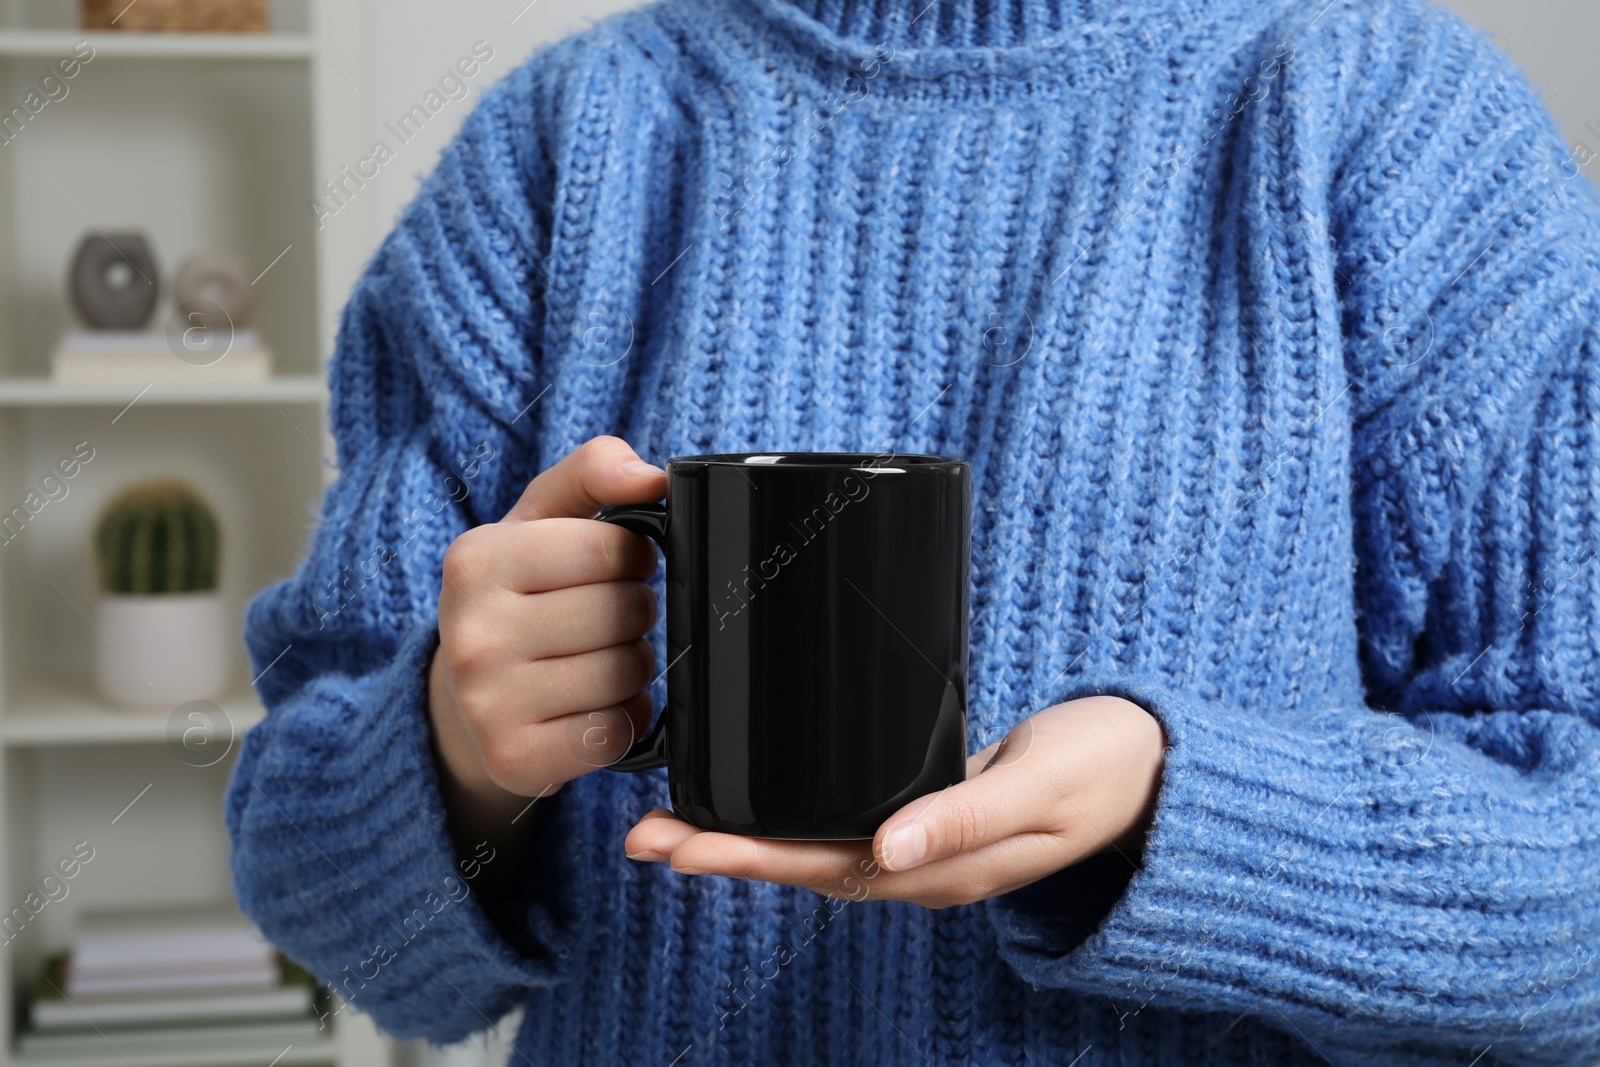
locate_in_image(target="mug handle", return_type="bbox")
[595,503,671,773]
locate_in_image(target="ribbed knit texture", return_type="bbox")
[227,0,1600,1063]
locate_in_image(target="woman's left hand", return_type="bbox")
[622,695,1166,909]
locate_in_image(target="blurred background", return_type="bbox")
[0,1,1582,1065]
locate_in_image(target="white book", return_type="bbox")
[51,330,274,386]
[17,1017,326,1059]
[67,963,279,1000]
[65,905,279,998]
[71,905,274,970]
[32,984,312,1030]
[70,951,278,983]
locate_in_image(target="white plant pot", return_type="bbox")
[94,593,231,708]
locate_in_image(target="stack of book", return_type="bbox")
[19,905,325,1063]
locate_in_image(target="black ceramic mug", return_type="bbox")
[597,452,970,840]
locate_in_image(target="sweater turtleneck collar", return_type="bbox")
[771,0,1119,51]
[729,0,1255,81]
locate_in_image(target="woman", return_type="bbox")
[228,0,1600,1062]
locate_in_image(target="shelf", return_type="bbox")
[0,377,325,407]
[13,1040,338,1067]
[2,677,266,747]
[0,30,313,60]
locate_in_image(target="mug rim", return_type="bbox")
[667,451,964,469]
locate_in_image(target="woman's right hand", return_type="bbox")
[428,436,668,854]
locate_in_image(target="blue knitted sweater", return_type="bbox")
[227,0,1600,1062]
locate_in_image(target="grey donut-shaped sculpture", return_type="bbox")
[70,232,160,330]
[173,253,255,330]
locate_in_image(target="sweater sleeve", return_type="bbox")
[988,10,1600,1066]
[225,58,572,1044]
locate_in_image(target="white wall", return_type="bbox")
[1444,0,1600,152]
[312,0,638,278]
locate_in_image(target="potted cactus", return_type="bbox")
[92,481,229,707]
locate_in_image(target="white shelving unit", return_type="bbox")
[0,1,385,1064]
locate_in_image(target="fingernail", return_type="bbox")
[673,865,708,876]
[626,849,667,862]
[881,822,928,872]
[623,460,666,478]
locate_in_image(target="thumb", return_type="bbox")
[503,435,665,522]
[874,747,1046,873]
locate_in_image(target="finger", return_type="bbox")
[858,832,1084,907]
[665,827,1079,909]
[503,436,666,523]
[665,831,872,885]
[624,810,701,861]
[516,580,657,660]
[873,756,1053,873]
[449,520,659,594]
[512,638,655,721]
[477,692,655,795]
